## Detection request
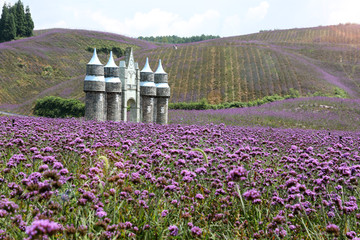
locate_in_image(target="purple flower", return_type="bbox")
[96,209,107,218]
[0,209,9,217]
[346,231,357,239]
[26,219,62,239]
[168,225,179,236]
[161,210,169,217]
[243,189,261,201]
[326,224,340,236]
[191,226,202,236]
[0,199,19,213]
[227,166,247,181]
[59,168,69,175]
[195,194,204,200]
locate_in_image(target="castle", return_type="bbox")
[83,47,170,124]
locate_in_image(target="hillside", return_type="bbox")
[0,24,360,114]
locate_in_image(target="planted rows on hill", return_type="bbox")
[232,24,360,44]
[136,41,333,104]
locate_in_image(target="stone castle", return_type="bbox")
[83,47,170,124]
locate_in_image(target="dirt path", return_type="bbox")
[0,111,27,117]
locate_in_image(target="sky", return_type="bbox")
[1,0,360,37]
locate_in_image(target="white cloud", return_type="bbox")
[246,1,269,21]
[326,0,360,24]
[222,14,242,36]
[89,8,220,37]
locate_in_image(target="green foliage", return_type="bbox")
[86,46,125,58]
[312,87,348,98]
[24,6,34,37]
[0,0,34,42]
[0,5,16,42]
[333,87,348,98]
[13,0,25,37]
[288,88,300,98]
[138,34,220,44]
[41,65,54,78]
[169,94,288,110]
[33,96,85,118]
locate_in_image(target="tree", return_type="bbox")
[0,4,9,41]
[0,1,34,42]
[12,0,25,37]
[24,6,34,37]
[2,12,16,41]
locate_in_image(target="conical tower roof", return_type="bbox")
[88,48,102,65]
[155,59,166,74]
[105,51,118,68]
[141,57,153,73]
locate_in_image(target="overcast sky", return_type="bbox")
[1,0,360,37]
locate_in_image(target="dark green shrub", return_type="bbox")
[33,96,84,118]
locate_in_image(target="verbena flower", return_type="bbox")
[168,225,179,236]
[191,226,202,236]
[161,210,169,217]
[26,219,62,239]
[326,224,340,237]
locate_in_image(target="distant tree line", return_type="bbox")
[0,0,34,42]
[138,34,220,44]
[86,46,125,58]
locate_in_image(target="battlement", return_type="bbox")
[84,47,170,124]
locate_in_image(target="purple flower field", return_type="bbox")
[169,97,360,131]
[0,116,360,239]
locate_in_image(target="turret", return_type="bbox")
[105,51,121,121]
[154,59,170,124]
[140,57,156,123]
[84,48,106,121]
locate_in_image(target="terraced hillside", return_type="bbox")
[1,24,360,114]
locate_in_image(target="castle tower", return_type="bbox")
[154,59,170,124]
[120,47,140,122]
[140,58,156,123]
[105,51,121,121]
[84,48,106,121]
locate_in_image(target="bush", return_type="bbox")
[33,96,84,118]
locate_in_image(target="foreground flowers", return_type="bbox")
[0,116,359,239]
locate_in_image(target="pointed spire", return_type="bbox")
[88,48,102,65]
[155,59,166,74]
[141,57,153,73]
[105,51,118,68]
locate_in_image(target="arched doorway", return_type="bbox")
[127,98,137,122]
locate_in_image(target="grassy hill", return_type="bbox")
[0,24,360,114]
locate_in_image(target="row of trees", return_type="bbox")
[0,0,34,42]
[138,34,220,44]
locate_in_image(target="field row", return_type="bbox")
[231,24,360,44]
[136,42,331,104]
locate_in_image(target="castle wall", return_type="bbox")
[140,66,156,123]
[84,49,106,121]
[154,60,170,125]
[84,48,170,124]
[85,91,106,121]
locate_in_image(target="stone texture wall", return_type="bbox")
[141,96,154,123]
[156,98,168,125]
[104,67,119,78]
[87,65,104,76]
[155,72,170,124]
[106,92,121,121]
[85,91,105,121]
